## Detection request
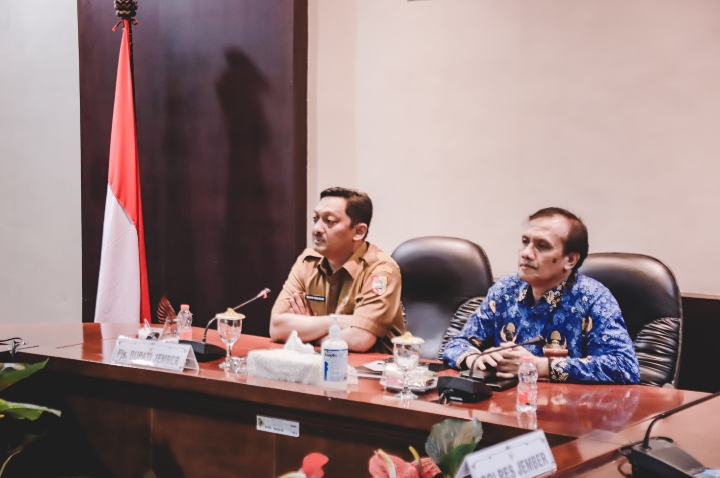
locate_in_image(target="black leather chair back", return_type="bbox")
[391,237,494,360]
[579,253,683,386]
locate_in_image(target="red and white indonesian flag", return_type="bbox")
[94,19,151,324]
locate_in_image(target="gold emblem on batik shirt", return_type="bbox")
[546,330,568,350]
[489,300,496,313]
[582,316,593,338]
[544,272,575,310]
[500,323,518,343]
[469,336,483,349]
[550,358,569,382]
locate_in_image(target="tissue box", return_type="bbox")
[247,349,323,385]
[246,348,358,386]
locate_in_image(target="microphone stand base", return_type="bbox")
[628,437,705,478]
[437,376,493,403]
[180,340,226,362]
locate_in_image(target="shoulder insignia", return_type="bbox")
[372,264,394,274]
[302,251,322,262]
[371,275,388,295]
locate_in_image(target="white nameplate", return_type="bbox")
[457,430,556,478]
[111,337,199,372]
[256,415,299,437]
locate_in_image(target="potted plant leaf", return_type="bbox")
[0,359,61,476]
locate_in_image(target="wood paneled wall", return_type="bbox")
[678,295,720,393]
[78,0,308,335]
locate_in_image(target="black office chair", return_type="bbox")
[391,237,494,360]
[579,253,683,387]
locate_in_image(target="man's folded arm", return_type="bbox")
[271,311,378,352]
[270,312,334,343]
[269,260,316,342]
[338,326,377,352]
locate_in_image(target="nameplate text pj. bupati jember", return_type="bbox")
[111,337,199,372]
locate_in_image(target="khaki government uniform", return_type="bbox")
[272,242,405,353]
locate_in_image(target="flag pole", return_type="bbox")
[94,0,150,324]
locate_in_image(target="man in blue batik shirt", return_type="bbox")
[443,208,640,384]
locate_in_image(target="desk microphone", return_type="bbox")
[622,389,720,477]
[180,288,271,362]
[437,336,546,404]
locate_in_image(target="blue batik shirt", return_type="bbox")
[443,272,640,384]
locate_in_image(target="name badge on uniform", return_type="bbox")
[306,294,326,302]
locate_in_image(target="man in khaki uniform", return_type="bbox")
[270,187,404,353]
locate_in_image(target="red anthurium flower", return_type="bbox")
[369,450,441,478]
[302,453,329,478]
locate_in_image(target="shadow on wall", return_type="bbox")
[156,48,274,332]
[160,50,197,325]
[215,48,276,335]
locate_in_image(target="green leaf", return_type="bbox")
[437,442,479,478]
[0,360,48,391]
[425,418,483,464]
[0,399,61,421]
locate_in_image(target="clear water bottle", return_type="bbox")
[176,304,193,341]
[516,356,538,413]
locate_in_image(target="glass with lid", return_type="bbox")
[215,309,245,373]
[391,332,425,400]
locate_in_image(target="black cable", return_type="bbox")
[436,389,453,405]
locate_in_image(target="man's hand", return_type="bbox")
[288,292,313,316]
[466,344,545,379]
[494,343,535,378]
[464,347,505,373]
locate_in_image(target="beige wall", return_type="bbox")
[308,0,720,295]
[0,1,82,323]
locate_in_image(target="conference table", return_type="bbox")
[2,323,718,477]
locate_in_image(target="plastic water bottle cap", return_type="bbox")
[523,356,534,362]
[180,304,190,310]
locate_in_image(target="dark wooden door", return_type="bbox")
[78,0,308,335]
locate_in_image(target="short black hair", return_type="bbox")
[528,207,589,269]
[320,187,373,233]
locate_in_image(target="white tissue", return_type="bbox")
[283,330,316,354]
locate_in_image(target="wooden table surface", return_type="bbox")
[3,323,718,477]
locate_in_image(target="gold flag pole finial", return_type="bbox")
[114,0,138,19]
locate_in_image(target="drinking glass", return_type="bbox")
[217,317,243,372]
[393,342,422,400]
